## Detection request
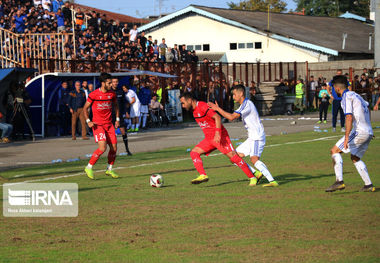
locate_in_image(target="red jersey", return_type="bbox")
[193,101,227,139]
[87,88,116,125]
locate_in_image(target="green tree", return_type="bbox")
[228,0,287,12]
[295,0,370,17]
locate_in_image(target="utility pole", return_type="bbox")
[375,0,380,68]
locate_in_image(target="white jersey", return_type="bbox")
[235,99,265,140]
[126,89,140,106]
[341,90,373,135]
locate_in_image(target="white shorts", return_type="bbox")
[140,105,149,114]
[335,131,372,158]
[130,103,141,118]
[236,138,265,157]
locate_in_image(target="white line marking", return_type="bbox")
[3,135,346,186]
[13,174,25,178]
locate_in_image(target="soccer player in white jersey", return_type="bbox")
[208,85,278,187]
[122,85,141,132]
[326,75,375,192]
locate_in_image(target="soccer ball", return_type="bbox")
[150,174,164,188]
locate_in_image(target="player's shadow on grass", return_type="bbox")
[275,173,334,185]
[206,173,334,187]
[206,179,248,187]
[131,164,232,178]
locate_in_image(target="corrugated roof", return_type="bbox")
[193,5,374,54]
[72,3,149,24]
[140,5,374,55]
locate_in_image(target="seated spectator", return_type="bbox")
[0,111,13,143]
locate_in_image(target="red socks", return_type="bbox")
[108,150,116,165]
[230,154,254,178]
[190,151,206,175]
[89,148,105,165]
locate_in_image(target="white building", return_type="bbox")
[139,5,374,63]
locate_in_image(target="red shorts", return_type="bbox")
[196,135,234,156]
[92,123,117,145]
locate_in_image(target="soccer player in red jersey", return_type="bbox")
[180,92,258,185]
[83,72,120,179]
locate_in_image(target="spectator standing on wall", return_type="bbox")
[159,38,167,62]
[129,24,138,42]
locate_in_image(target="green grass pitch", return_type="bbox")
[1,127,379,262]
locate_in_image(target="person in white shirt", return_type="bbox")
[129,25,138,42]
[208,84,278,187]
[122,85,141,132]
[326,75,375,192]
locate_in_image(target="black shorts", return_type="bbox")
[112,115,125,128]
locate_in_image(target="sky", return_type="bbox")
[75,0,297,18]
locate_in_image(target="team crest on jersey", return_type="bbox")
[198,121,210,129]
[198,113,201,117]
[97,102,111,110]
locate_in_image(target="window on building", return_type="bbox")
[195,45,202,51]
[238,43,246,49]
[255,42,262,49]
[187,45,194,51]
[230,43,237,50]
[247,43,254,49]
[203,44,210,51]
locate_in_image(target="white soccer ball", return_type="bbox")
[150,174,164,188]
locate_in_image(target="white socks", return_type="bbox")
[332,153,343,182]
[86,164,93,169]
[254,160,274,182]
[142,114,148,127]
[354,161,372,186]
[107,164,113,171]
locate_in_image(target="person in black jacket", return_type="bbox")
[58,81,71,136]
[68,81,88,140]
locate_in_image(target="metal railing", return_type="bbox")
[0,28,74,69]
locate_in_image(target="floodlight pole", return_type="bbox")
[375,0,380,68]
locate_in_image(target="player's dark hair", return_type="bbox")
[99,72,112,84]
[332,75,348,88]
[232,84,246,95]
[180,92,195,100]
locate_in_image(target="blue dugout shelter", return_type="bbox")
[25,71,177,137]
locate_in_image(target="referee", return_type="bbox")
[111,77,132,155]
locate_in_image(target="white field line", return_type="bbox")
[3,135,351,186]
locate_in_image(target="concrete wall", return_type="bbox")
[146,14,326,63]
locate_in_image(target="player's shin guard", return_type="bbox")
[230,154,254,178]
[354,160,372,186]
[89,148,105,166]
[122,134,130,152]
[254,160,274,182]
[332,153,343,181]
[190,151,206,175]
[108,149,116,165]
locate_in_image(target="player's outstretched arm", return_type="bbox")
[208,101,240,121]
[344,114,353,149]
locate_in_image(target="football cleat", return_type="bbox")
[317,121,322,124]
[191,174,209,184]
[262,181,279,187]
[361,184,375,192]
[323,120,327,124]
[249,177,258,186]
[325,181,345,192]
[105,170,119,179]
[254,171,263,184]
[85,168,94,180]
